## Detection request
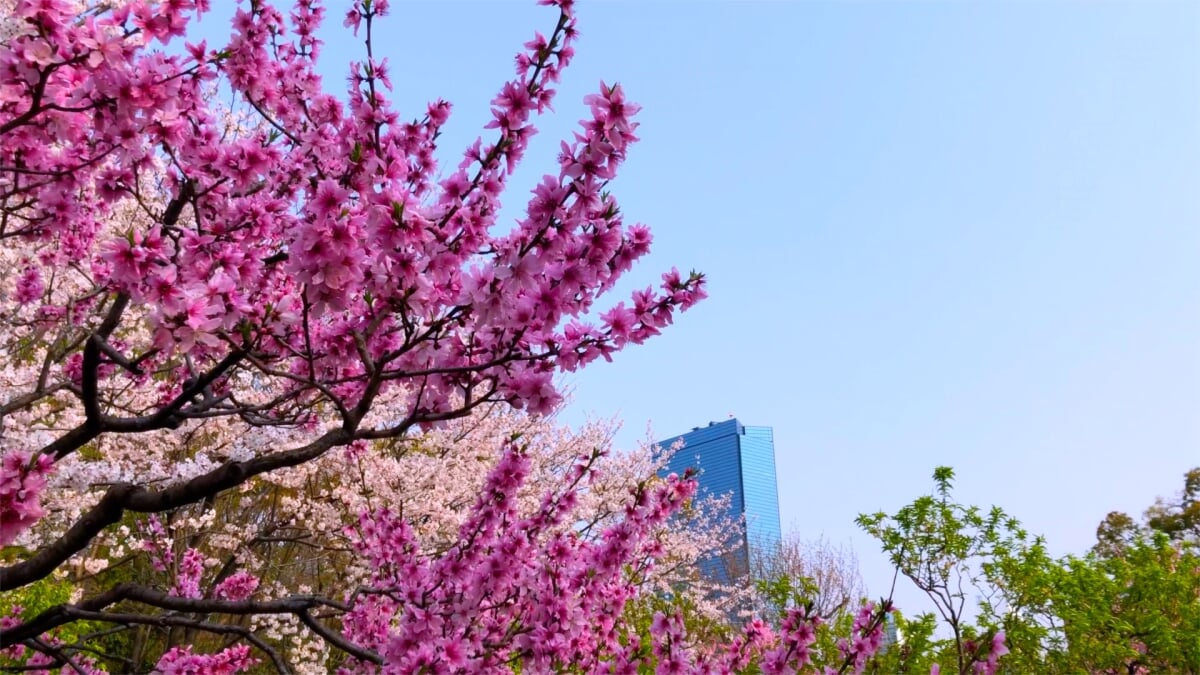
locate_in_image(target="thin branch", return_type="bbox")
[298,610,381,665]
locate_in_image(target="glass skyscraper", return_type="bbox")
[658,418,783,583]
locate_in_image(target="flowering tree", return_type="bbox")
[0,0,707,660]
[3,400,744,670]
[752,533,867,622]
[0,0,1005,672]
[1,0,707,546]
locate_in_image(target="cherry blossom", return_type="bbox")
[0,0,1009,671]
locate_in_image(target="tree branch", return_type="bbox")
[2,429,349,591]
[0,582,379,670]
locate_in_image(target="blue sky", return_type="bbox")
[198,0,1199,612]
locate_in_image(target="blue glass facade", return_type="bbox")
[658,419,782,583]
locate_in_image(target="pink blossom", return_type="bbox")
[0,0,716,666]
[214,571,260,601]
[972,631,1009,675]
[173,548,205,599]
[0,451,54,546]
[14,265,43,304]
[154,645,257,674]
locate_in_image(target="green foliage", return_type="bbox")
[754,572,819,623]
[753,573,907,672]
[856,467,1019,673]
[1146,467,1200,543]
[0,573,74,619]
[753,574,842,669]
[620,590,733,673]
[1096,468,1200,559]
[868,611,940,674]
[0,575,120,671]
[858,466,1200,674]
[1051,533,1200,673]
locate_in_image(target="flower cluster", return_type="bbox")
[154,645,257,675]
[337,443,700,671]
[172,547,205,599]
[214,570,260,602]
[0,451,53,546]
[334,442,916,673]
[835,601,888,672]
[969,631,1009,675]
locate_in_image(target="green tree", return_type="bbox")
[859,466,1200,674]
[1071,466,1200,673]
[856,467,1021,674]
[1053,534,1200,673]
[1143,467,1200,545]
[1096,467,1200,556]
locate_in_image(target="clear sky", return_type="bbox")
[198,0,1200,613]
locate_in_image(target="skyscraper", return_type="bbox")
[658,418,782,583]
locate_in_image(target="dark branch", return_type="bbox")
[0,582,378,669]
[2,429,348,591]
[299,610,382,665]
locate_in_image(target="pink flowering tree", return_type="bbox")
[4,434,908,673]
[1,0,706,661]
[1,0,704,550]
[0,0,1008,672]
[2,399,746,669]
